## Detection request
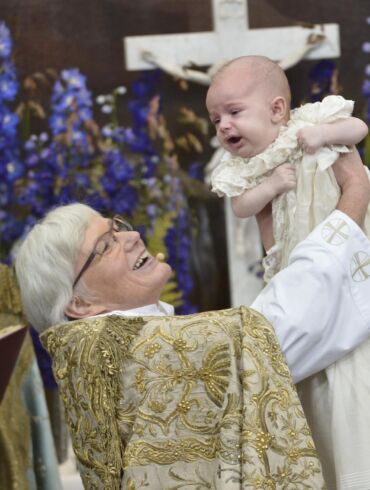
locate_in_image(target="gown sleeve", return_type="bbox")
[210,156,255,197]
[251,210,370,382]
[292,95,354,125]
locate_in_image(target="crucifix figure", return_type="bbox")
[124,0,339,75]
[124,0,341,307]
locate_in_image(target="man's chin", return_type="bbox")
[162,262,173,281]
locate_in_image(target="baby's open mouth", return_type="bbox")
[227,136,241,144]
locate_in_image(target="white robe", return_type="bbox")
[252,211,370,488]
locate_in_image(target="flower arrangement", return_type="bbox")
[0,21,212,313]
[306,59,339,103]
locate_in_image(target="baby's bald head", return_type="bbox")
[206,55,291,158]
[210,55,291,110]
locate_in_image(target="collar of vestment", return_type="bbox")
[93,300,174,318]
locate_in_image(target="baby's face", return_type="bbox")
[206,74,280,158]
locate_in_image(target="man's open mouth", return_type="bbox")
[133,252,149,270]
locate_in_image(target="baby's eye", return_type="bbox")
[231,109,239,115]
[212,118,220,126]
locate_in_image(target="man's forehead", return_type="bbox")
[81,215,110,253]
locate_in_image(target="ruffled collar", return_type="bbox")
[225,120,303,181]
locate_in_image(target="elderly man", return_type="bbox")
[15,153,370,488]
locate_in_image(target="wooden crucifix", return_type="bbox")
[124,0,341,307]
[124,0,339,71]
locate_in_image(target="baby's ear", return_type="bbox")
[270,96,288,123]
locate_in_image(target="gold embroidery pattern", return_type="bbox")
[41,308,325,489]
[0,264,31,490]
[0,263,24,325]
[41,316,145,489]
[0,334,33,490]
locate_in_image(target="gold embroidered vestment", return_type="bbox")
[41,307,326,489]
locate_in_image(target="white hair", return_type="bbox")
[15,203,100,332]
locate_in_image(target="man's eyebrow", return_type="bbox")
[89,219,113,251]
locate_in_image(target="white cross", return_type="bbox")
[124,0,340,71]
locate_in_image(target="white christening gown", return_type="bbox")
[211,95,370,489]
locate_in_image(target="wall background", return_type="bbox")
[2,0,369,104]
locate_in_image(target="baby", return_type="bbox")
[206,56,370,490]
[207,55,370,489]
[207,55,369,281]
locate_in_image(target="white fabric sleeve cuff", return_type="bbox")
[306,210,370,323]
[251,210,370,383]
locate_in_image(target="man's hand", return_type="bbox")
[334,148,370,228]
[266,163,297,196]
[297,126,326,154]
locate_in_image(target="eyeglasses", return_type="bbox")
[73,215,133,288]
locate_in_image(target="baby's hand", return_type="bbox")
[267,163,296,196]
[297,126,326,154]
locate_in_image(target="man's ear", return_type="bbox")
[65,295,105,320]
[270,96,288,123]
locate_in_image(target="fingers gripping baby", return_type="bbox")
[207,55,368,280]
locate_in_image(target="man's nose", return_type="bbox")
[119,230,141,250]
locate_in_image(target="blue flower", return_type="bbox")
[104,149,135,182]
[49,114,66,135]
[102,125,113,138]
[143,155,159,178]
[101,104,112,114]
[363,79,370,98]
[123,127,153,153]
[112,186,138,215]
[24,138,37,151]
[0,23,12,58]
[61,68,87,91]
[0,77,18,101]
[25,153,39,168]
[362,42,370,54]
[6,160,24,182]
[146,204,157,218]
[74,173,91,188]
[188,162,204,181]
[111,127,126,144]
[0,110,19,135]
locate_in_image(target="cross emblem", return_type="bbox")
[351,251,370,282]
[124,0,340,71]
[321,219,350,246]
